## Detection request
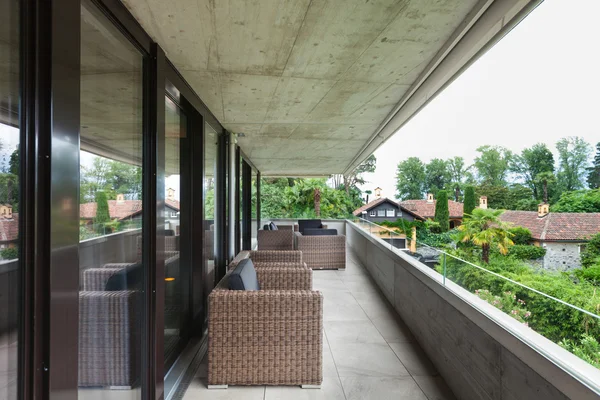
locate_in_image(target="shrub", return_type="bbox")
[581,233,600,268]
[475,289,532,324]
[442,250,600,342]
[509,244,546,260]
[0,247,18,260]
[94,191,110,225]
[434,190,450,232]
[559,335,600,369]
[425,220,442,234]
[574,265,600,286]
[509,226,532,245]
[464,186,476,218]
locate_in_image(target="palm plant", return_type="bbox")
[456,208,514,264]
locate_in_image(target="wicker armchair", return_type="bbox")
[296,234,346,270]
[208,268,323,388]
[257,229,295,250]
[229,250,304,269]
[79,290,141,388]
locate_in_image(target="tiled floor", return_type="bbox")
[182,251,455,400]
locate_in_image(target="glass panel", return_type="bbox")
[251,169,257,249]
[164,97,187,369]
[204,123,218,309]
[0,0,20,397]
[79,0,144,397]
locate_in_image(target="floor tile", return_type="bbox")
[370,316,415,343]
[329,342,409,378]
[341,376,428,400]
[324,302,369,322]
[322,341,339,378]
[264,377,345,400]
[389,342,438,376]
[321,289,357,306]
[324,320,386,344]
[183,383,265,400]
[413,375,457,400]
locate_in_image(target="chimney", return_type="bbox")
[427,193,434,203]
[479,196,488,209]
[374,187,382,199]
[116,193,125,203]
[538,203,549,218]
[167,188,175,201]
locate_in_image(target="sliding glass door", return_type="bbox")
[0,0,20,398]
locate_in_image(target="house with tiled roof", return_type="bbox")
[353,191,466,228]
[80,192,181,233]
[500,204,600,271]
[398,193,466,229]
[0,205,19,250]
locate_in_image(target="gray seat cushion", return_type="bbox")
[298,219,322,234]
[303,228,338,236]
[229,259,260,291]
[269,221,278,230]
[105,263,144,291]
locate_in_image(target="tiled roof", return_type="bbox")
[500,211,600,241]
[0,213,19,242]
[80,199,180,220]
[352,197,389,216]
[398,199,464,219]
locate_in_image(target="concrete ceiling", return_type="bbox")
[122,0,501,176]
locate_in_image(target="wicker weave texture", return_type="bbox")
[257,230,295,250]
[256,267,312,290]
[297,235,346,270]
[83,267,126,291]
[249,250,303,264]
[208,289,323,386]
[79,290,140,387]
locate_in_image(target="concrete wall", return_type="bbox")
[346,221,600,400]
[543,242,583,271]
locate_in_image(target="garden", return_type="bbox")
[381,206,600,369]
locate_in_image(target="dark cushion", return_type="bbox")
[228,259,260,291]
[303,228,338,236]
[105,263,144,291]
[269,221,278,231]
[263,224,270,231]
[298,219,322,234]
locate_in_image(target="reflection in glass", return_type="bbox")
[0,0,20,397]
[78,0,143,397]
[164,97,186,368]
[204,123,218,308]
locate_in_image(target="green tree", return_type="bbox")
[9,147,19,176]
[510,143,554,200]
[474,145,513,186]
[556,136,592,191]
[434,190,450,232]
[463,186,476,218]
[587,142,600,189]
[425,158,450,196]
[80,156,142,203]
[0,247,18,260]
[552,189,600,213]
[456,208,514,264]
[94,191,110,227]
[344,154,376,195]
[395,157,426,200]
[447,156,471,201]
[534,171,556,204]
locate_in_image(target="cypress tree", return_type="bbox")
[587,142,600,189]
[94,191,110,229]
[463,186,476,219]
[434,190,450,232]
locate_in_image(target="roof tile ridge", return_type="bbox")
[540,213,551,241]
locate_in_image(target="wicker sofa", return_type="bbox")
[229,250,305,269]
[296,234,346,270]
[208,267,322,388]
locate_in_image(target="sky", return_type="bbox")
[360,0,600,200]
